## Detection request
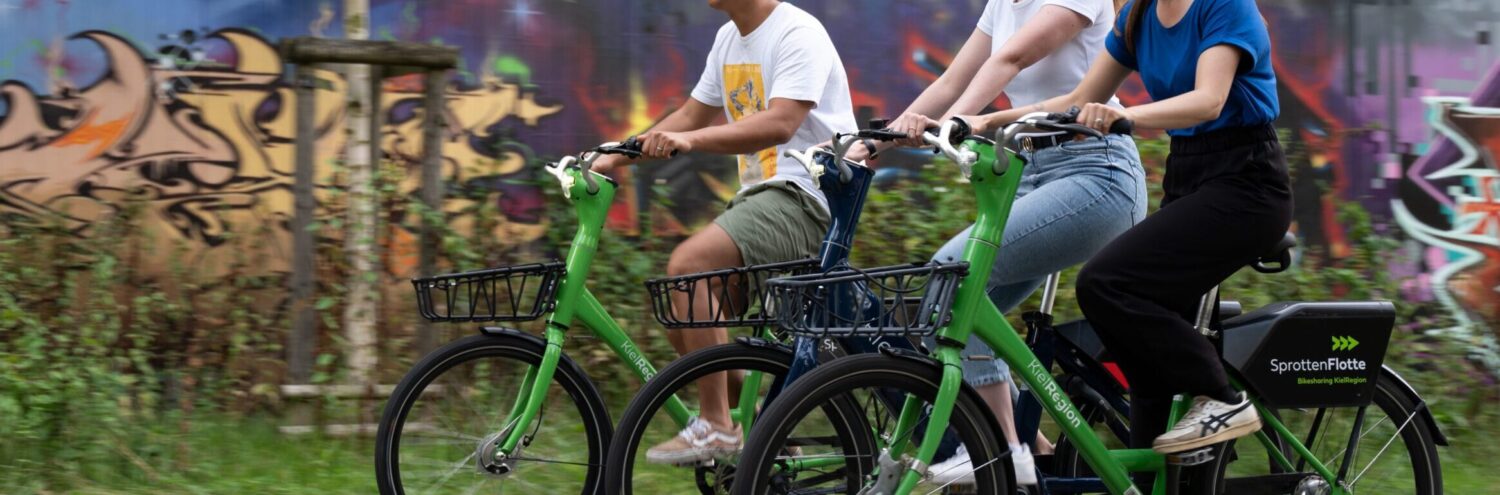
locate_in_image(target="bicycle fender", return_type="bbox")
[1381,365,1448,446]
[479,326,548,348]
[735,336,793,354]
[878,344,940,367]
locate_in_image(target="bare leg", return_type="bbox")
[976,381,1020,447]
[666,224,744,430]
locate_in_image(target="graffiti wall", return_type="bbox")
[2,0,1500,360]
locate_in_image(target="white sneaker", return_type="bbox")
[927,445,976,485]
[645,417,742,465]
[1011,444,1037,486]
[1152,392,1261,454]
[925,444,1037,486]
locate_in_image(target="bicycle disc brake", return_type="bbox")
[475,426,523,478]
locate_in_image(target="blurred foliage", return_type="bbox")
[0,136,1495,491]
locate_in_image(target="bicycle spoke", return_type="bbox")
[923,455,1000,495]
[506,455,597,467]
[417,452,476,495]
[1349,408,1420,486]
[1324,411,1392,464]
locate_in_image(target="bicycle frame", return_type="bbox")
[863,119,1402,495]
[499,147,883,467]
[886,129,1163,495]
[1014,316,1366,494]
[494,165,693,455]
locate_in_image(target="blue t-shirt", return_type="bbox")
[1105,0,1279,136]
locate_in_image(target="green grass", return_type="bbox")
[4,409,1488,494]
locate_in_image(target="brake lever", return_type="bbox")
[1030,121,1104,139]
[826,133,860,183]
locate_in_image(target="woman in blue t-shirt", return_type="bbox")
[950,0,1292,455]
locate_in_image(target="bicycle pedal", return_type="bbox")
[1165,447,1215,466]
[674,458,716,468]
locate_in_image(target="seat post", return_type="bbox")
[1194,285,1220,336]
[1039,272,1061,316]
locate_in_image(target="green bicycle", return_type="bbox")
[373,139,816,494]
[731,115,1442,495]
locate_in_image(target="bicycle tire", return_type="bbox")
[375,333,612,495]
[604,340,872,494]
[732,353,1012,495]
[1197,372,1442,494]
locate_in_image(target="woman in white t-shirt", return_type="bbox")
[851,0,1147,486]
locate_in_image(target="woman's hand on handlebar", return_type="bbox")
[1078,102,1133,134]
[638,130,694,159]
[887,112,941,147]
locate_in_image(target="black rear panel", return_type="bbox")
[1220,301,1395,408]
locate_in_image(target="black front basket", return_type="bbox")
[411,262,565,322]
[767,262,969,338]
[645,257,821,329]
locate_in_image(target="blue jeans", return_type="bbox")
[927,134,1146,386]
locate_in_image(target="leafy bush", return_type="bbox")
[1,137,1494,491]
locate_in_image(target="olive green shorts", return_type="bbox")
[713,181,831,267]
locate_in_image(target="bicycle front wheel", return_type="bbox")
[374,333,612,495]
[732,353,1012,495]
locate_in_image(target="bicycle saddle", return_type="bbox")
[1251,232,1297,273]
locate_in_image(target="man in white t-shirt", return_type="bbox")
[592,0,856,465]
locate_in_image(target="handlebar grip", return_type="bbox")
[619,136,678,157]
[1109,119,1134,135]
[947,117,972,145]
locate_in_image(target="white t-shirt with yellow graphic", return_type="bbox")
[689,2,856,211]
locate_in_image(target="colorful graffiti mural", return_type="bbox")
[3,0,1500,364]
[0,28,561,278]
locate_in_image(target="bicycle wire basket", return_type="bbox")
[411,261,566,322]
[767,261,969,338]
[645,257,821,329]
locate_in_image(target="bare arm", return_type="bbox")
[1078,45,1241,132]
[944,5,1090,118]
[964,50,1134,134]
[592,98,720,172]
[902,29,994,124]
[867,28,992,153]
[635,97,812,161]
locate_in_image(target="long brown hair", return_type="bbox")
[1113,0,1152,55]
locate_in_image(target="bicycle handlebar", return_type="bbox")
[920,118,978,169]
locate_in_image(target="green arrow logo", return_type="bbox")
[1331,335,1360,352]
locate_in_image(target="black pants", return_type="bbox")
[1075,124,1292,449]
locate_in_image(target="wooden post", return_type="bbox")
[288,64,317,385]
[418,68,445,354]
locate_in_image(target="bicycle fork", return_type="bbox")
[490,167,691,460]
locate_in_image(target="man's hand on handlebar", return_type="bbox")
[638,130,694,159]
[1078,102,1134,135]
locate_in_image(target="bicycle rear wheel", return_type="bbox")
[1205,372,1442,494]
[375,333,612,494]
[732,353,1012,495]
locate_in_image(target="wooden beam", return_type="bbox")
[279,37,458,69]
